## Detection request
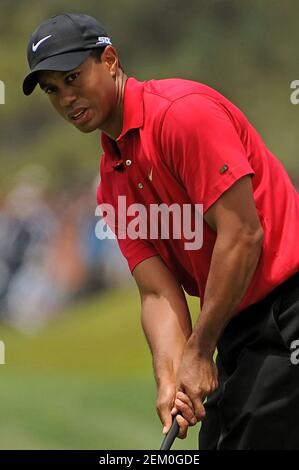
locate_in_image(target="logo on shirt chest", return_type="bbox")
[148,167,153,181]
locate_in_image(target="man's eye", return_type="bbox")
[44,87,54,95]
[66,72,80,84]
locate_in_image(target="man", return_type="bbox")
[23,13,299,449]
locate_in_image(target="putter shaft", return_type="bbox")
[160,415,180,450]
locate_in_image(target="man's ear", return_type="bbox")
[102,46,119,77]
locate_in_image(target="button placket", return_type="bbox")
[123,156,143,190]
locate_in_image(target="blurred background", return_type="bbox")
[0,0,298,449]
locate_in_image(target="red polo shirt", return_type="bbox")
[97,77,299,314]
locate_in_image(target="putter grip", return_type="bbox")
[160,415,180,450]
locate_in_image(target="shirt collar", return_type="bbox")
[116,76,144,141]
[100,77,144,169]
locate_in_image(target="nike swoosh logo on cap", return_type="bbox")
[32,35,52,52]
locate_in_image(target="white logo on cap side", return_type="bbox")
[96,36,112,46]
[32,35,52,52]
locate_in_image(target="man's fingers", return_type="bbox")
[176,414,189,439]
[189,396,206,421]
[157,400,174,434]
[174,398,197,425]
[161,411,173,435]
[175,391,198,424]
[159,408,173,435]
[176,391,194,410]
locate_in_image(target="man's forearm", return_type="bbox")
[188,229,263,355]
[141,292,192,386]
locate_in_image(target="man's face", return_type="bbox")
[38,50,117,133]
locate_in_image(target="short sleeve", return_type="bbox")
[118,237,158,273]
[161,94,255,212]
[97,182,157,273]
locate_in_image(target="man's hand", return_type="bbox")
[156,380,198,439]
[175,344,218,422]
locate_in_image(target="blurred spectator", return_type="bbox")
[0,166,129,332]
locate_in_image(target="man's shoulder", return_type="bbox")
[143,78,223,104]
[141,78,236,129]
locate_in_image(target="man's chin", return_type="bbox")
[76,125,97,134]
[72,121,99,133]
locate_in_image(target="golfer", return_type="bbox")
[23,13,299,449]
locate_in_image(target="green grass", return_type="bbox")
[0,287,200,449]
[0,372,199,450]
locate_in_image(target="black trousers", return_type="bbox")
[199,271,299,450]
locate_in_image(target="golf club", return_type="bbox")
[160,414,180,450]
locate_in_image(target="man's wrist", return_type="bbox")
[153,347,186,386]
[186,328,217,358]
[155,372,176,389]
[186,302,232,357]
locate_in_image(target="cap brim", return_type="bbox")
[22,50,91,96]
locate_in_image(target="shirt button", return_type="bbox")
[125,159,132,166]
[137,182,144,189]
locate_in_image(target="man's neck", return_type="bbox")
[101,72,128,140]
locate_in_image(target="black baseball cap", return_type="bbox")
[23,13,112,96]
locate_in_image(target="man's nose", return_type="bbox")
[59,87,77,109]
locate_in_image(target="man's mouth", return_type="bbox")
[68,107,88,121]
